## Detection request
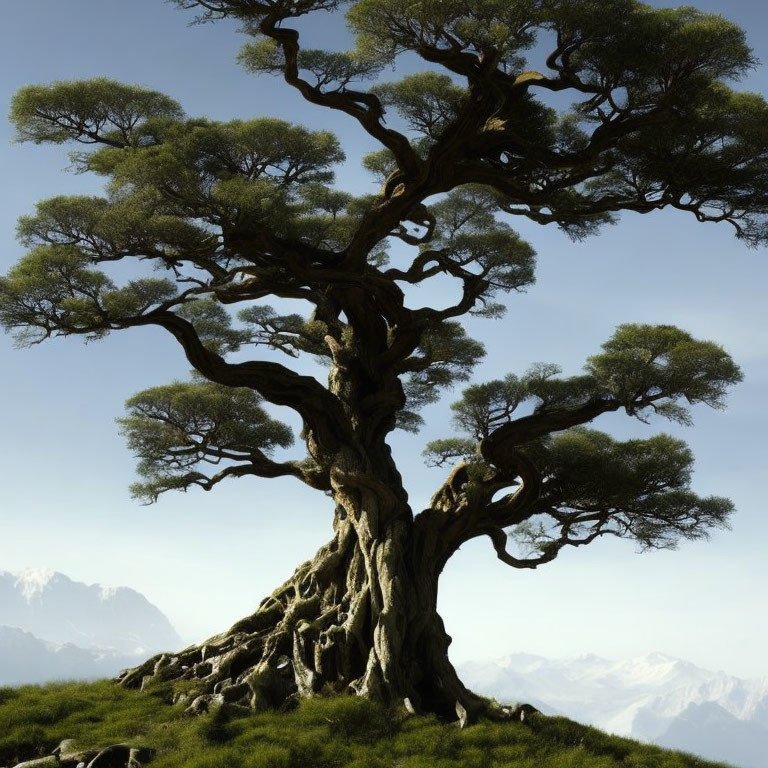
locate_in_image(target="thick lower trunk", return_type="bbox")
[119,513,484,721]
[120,436,537,723]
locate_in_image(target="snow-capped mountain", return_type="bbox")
[458,652,768,768]
[0,569,181,655]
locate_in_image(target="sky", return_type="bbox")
[0,1,766,679]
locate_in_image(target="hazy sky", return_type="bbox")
[1,1,766,679]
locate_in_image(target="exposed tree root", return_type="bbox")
[118,521,506,724]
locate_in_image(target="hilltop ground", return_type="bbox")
[0,680,737,768]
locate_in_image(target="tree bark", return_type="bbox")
[118,497,485,721]
[118,363,531,723]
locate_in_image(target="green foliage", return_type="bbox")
[84,117,345,227]
[238,304,329,358]
[586,324,743,423]
[0,245,180,346]
[0,246,113,344]
[401,321,485,417]
[239,39,384,89]
[176,299,247,353]
[448,366,598,441]
[427,323,740,554]
[348,0,539,66]
[171,0,341,24]
[0,0,756,533]
[372,73,467,138]
[347,0,753,87]
[16,194,218,265]
[10,78,183,146]
[557,4,754,99]
[441,324,742,442]
[422,437,478,467]
[0,685,736,768]
[425,187,537,308]
[523,428,733,550]
[348,0,768,242]
[118,379,294,503]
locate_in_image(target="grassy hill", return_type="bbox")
[0,680,736,768]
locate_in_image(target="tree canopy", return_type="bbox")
[0,0,761,718]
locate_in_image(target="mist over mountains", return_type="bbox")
[0,569,182,685]
[458,652,768,768]
[0,625,143,686]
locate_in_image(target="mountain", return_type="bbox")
[657,701,768,768]
[457,652,768,768]
[0,626,142,686]
[0,569,182,655]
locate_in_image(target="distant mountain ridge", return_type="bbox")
[0,625,143,686]
[457,652,768,768]
[0,568,181,655]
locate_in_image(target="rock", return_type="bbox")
[12,758,58,768]
[53,740,77,756]
[455,700,469,728]
[53,739,98,767]
[185,693,224,715]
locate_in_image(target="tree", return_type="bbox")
[0,0,764,722]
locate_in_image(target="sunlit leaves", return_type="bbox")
[449,375,528,440]
[102,278,179,317]
[17,194,217,264]
[429,189,537,298]
[432,323,740,452]
[285,185,373,250]
[586,324,743,422]
[239,39,384,89]
[347,0,539,66]
[95,118,344,216]
[10,79,183,146]
[0,246,114,344]
[372,73,467,139]
[386,187,536,316]
[422,437,478,467]
[47,117,347,240]
[0,1,757,530]
[552,4,755,103]
[347,0,768,243]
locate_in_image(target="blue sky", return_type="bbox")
[1,1,766,677]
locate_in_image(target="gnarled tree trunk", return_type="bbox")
[120,504,481,720]
[119,446,494,722]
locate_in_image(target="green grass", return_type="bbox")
[0,681,736,768]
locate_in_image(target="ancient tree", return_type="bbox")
[2,0,766,721]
